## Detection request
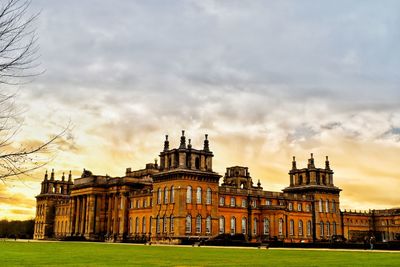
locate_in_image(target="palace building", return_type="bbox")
[33,131,400,243]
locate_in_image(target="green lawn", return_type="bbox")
[1,241,399,266]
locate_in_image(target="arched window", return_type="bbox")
[186,215,192,233]
[242,217,247,234]
[298,220,303,236]
[206,216,211,234]
[170,186,175,203]
[298,175,303,185]
[163,216,167,233]
[278,218,283,235]
[326,222,330,236]
[135,217,139,233]
[333,222,337,235]
[320,221,324,237]
[219,196,225,206]
[142,217,146,233]
[288,203,293,211]
[196,187,202,204]
[230,217,236,234]
[206,188,212,204]
[325,200,329,213]
[263,218,270,235]
[319,199,323,212]
[307,220,312,236]
[157,188,161,204]
[196,215,202,233]
[156,216,160,234]
[297,203,302,211]
[219,216,225,234]
[164,187,169,204]
[241,199,247,208]
[129,218,133,234]
[170,215,174,232]
[253,218,258,235]
[289,220,294,236]
[149,217,152,234]
[195,157,200,169]
[186,186,192,204]
[230,197,236,207]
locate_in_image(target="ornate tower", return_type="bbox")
[283,155,342,242]
[152,131,221,243]
[34,169,72,239]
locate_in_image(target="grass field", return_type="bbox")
[1,241,399,266]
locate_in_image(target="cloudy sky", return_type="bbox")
[1,0,400,219]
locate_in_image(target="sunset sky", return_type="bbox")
[1,0,400,220]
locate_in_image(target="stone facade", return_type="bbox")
[33,132,400,243]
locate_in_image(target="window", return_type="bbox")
[135,217,139,233]
[263,218,270,235]
[331,200,336,213]
[164,187,169,204]
[319,199,323,212]
[241,199,247,208]
[156,216,160,234]
[230,197,236,207]
[253,218,258,235]
[230,217,236,234]
[253,200,257,208]
[219,216,225,234]
[333,222,337,235]
[325,200,329,213]
[307,220,312,236]
[278,218,283,235]
[196,187,202,204]
[142,217,146,233]
[129,218,132,234]
[266,200,271,206]
[163,216,167,233]
[196,215,202,233]
[186,186,192,204]
[157,188,161,204]
[195,157,200,169]
[219,196,225,206]
[298,220,303,236]
[170,186,175,203]
[320,221,324,237]
[186,215,192,233]
[206,216,211,234]
[288,203,293,211]
[170,215,174,232]
[206,188,212,204]
[149,217,152,234]
[306,204,310,212]
[289,220,294,236]
[326,222,330,236]
[136,200,140,208]
[242,217,247,234]
[297,203,302,211]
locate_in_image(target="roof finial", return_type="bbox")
[257,179,261,188]
[164,134,169,151]
[308,153,315,168]
[68,170,72,182]
[203,134,209,151]
[50,169,55,180]
[179,130,186,149]
[188,138,192,149]
[325,156,330,170]
[292,156,297,170]
[44,170,48,181]
[62,172,65,181]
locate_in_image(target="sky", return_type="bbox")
[1,0,400,220]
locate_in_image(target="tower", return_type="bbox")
[34,169,72,240]
[152,131,221,243]
[283,154,342,242]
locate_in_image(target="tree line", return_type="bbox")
[0,219,34,239]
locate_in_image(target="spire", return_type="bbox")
[203,134,209,152]
[325,156,330,170]
[154,158,158,168]
[62,172,65,181]
[68,170,72,182]
[50,169,55,180]
[308,153,315,168]
[44,170,48,181]
[164,134,169,151]
[179,130,186,149]
[188,138,192,149]
[292,156,297,170]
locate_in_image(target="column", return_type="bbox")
[119,193,127,236]
[88,194,96,236]
[75,196,81,235]
[106,194,112,235]
[80,195,86,234]
[113,194,119,234]
[69,197,76,235]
